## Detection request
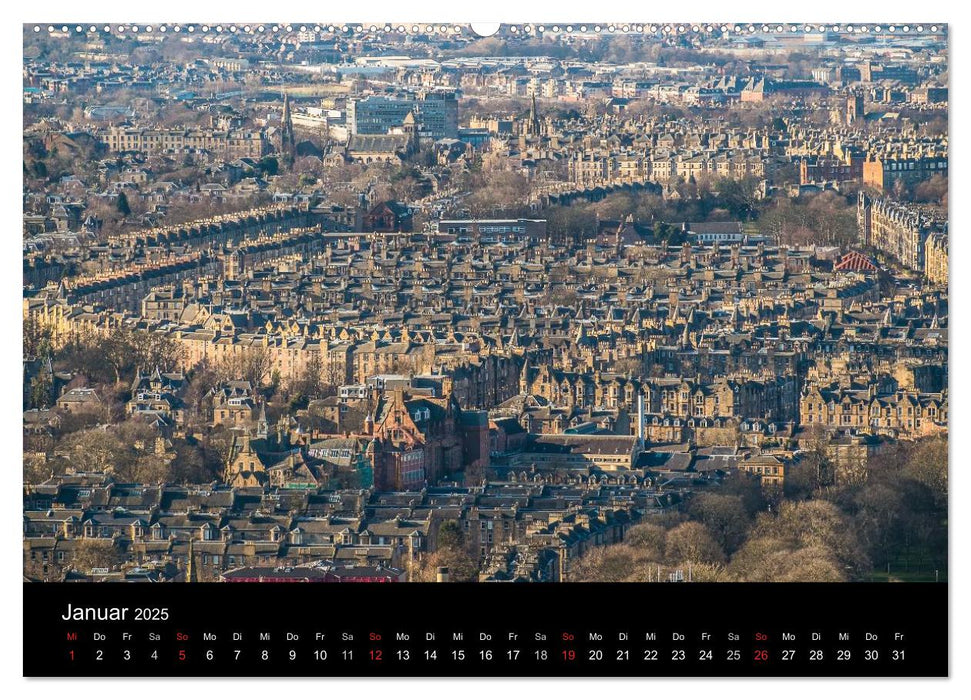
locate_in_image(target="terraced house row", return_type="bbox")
[24,475,658,582]
[25,220,946,439]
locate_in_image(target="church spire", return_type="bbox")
[256,402,269,439]
[280,91,295,167]
[526,94,540,136]
[186,536,197,583]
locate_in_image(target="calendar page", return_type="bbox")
[21,19,948,678]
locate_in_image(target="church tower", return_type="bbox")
[401,110,419,154]
[224,249,244,281]
[846,92,865,126]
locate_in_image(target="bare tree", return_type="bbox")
[69,538,125,574]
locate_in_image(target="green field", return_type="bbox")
[866,546,947,582]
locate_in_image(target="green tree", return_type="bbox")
[23,316,54,357]
[715,177,759,220]
[411,520,478,582]
[116,191,131,217]
[29,373,53,409]
[436,520,465,550]
[258,156,279,177]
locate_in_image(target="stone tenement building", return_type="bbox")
[519,366,798,424]
[861,149,948,192]
[568,150,766,188]
[858,192,947,280]
[800,381,947,439]
[925,231,949,287]
[104,125,267,159]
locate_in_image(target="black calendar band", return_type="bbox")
[24,582,947,677]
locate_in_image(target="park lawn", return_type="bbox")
[867,570,945,583]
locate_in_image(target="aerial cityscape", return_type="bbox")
[22,23,948,584]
